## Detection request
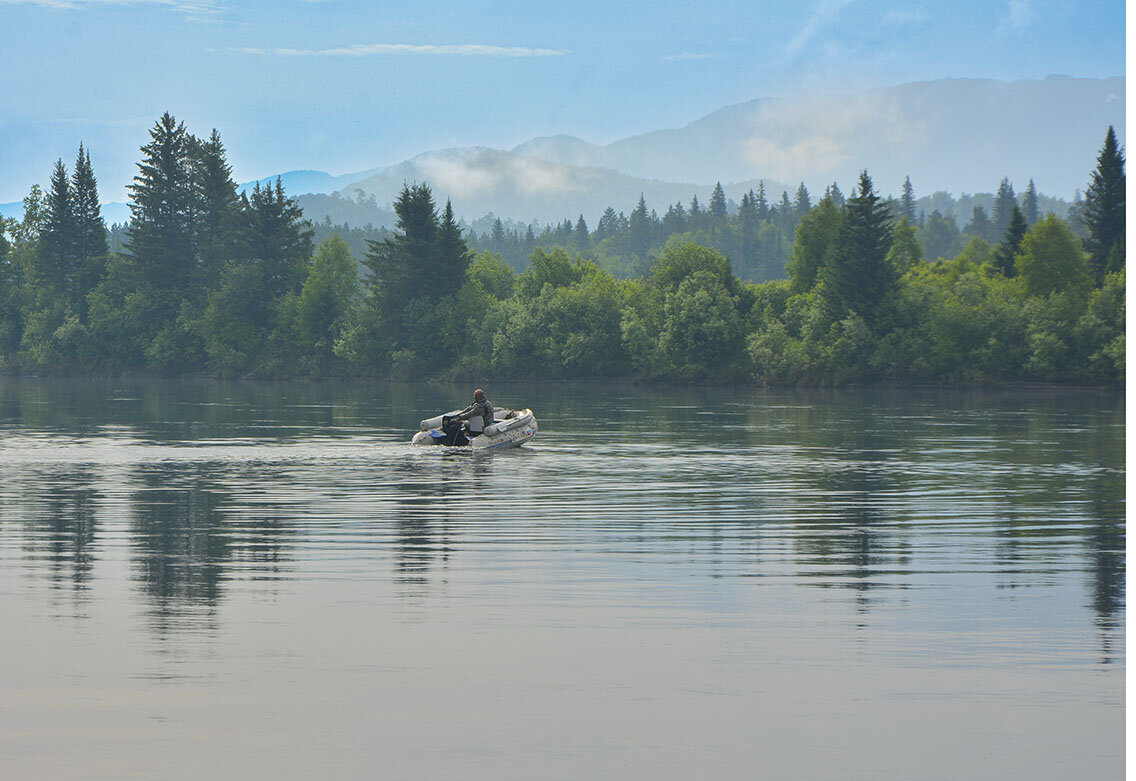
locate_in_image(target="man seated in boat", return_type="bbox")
[450,388,494,439]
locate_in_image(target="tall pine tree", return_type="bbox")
[71,144,107,314]
[991,177,1016,236]
[901,176,916,222]
[821,171,896,327]
[991,204,1027,277]
[38,159,78,300]
[1083,126,1125,283]
[193,129,240,290]
[127,112,198,298]
[1021,179,1039,226]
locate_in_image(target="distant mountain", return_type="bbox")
[327,76,1121,226]
[239,167,382,196]
[337,146,787,227]
[2,76,1119,231]
[523,76,1124,197]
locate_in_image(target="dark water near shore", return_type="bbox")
[0,378,1124,780]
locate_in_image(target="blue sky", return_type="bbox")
[0,0,1126,203]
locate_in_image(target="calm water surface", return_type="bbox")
[0,379,1124,780]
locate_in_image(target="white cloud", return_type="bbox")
[785,0,855,55]
[740,91,925,181]
[415,151,578,198]
[240,43,569,58]
[0,0,225,18]
[997,0,1033,33]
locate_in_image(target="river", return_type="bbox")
[0,378,1124,780]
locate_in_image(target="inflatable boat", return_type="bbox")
[411,408,538,450]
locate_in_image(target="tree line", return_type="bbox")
[0,115,1124,384]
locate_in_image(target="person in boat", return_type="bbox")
[456,389,494,436]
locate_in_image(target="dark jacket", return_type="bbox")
[459,399,494,430]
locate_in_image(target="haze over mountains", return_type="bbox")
[2,76,1123,229]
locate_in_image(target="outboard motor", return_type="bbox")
[441,415,469,446]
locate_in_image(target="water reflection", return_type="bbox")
[0,377,1124,662]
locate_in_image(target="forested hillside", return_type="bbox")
[0,114,1124,385]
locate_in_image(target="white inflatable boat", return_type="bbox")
[411,408,538,450]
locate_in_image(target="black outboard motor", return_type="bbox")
[441,414,469,446]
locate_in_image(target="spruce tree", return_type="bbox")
[662,202,686,236]
[362,183,440,333]
[1022,179,1039,226]
[821,171,896,327]
[991,204,1027,277]
[737,191,758,280]
[71,145,107,263]
[629,194,653,260]
[964,205,993,242]
[991,177,1016,236]
[595,207,618,241]
[708,182,728,220]
[194,129,239,289]
[127,112,197,296]
[238,179,314,300]
[436,199,471,282]
[754,182,769,220]
[901,176,916,222]
[1083,126,1125,283]
[39,159,77,299]
[573,214,590,250]
[825,182,845,208]
[70,144,107,314]
[794,182,811,220]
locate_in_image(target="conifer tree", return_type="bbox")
[824,182,845,208]
[596,207,619,241]
[794,182,811,220]
[237,179,314,301]
[1083,126,1125,283]
[964,204,993,243]
[991,204,1027,277]
[362,183,440,335]
[71,145,107,265]
[991,177,1016,236]
[436,199,471,282]
[737,192,758,279]
[127,112,198,296]
[70,145,107,314]
[662,202,686,236]
[709,182,728,220]
[629,194,653,260]
[754,182,769,220]
[573,214,590,250]
[901,176,916,222]
[820,171,896,327]
[1022,179,1039,226]
[39,159,77,298]
[194,129,239,288]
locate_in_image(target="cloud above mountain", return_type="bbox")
[235,42,569,57]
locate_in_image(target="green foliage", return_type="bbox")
[0,116,1124,388]
[820,171,896,328]
[1083,126,1126,283]
[788,197,842,293]
[297,236,359,370]
[991,204,1028,277]
[1015,215,1092,299]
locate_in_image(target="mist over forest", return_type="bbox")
[0,75,1125,386]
